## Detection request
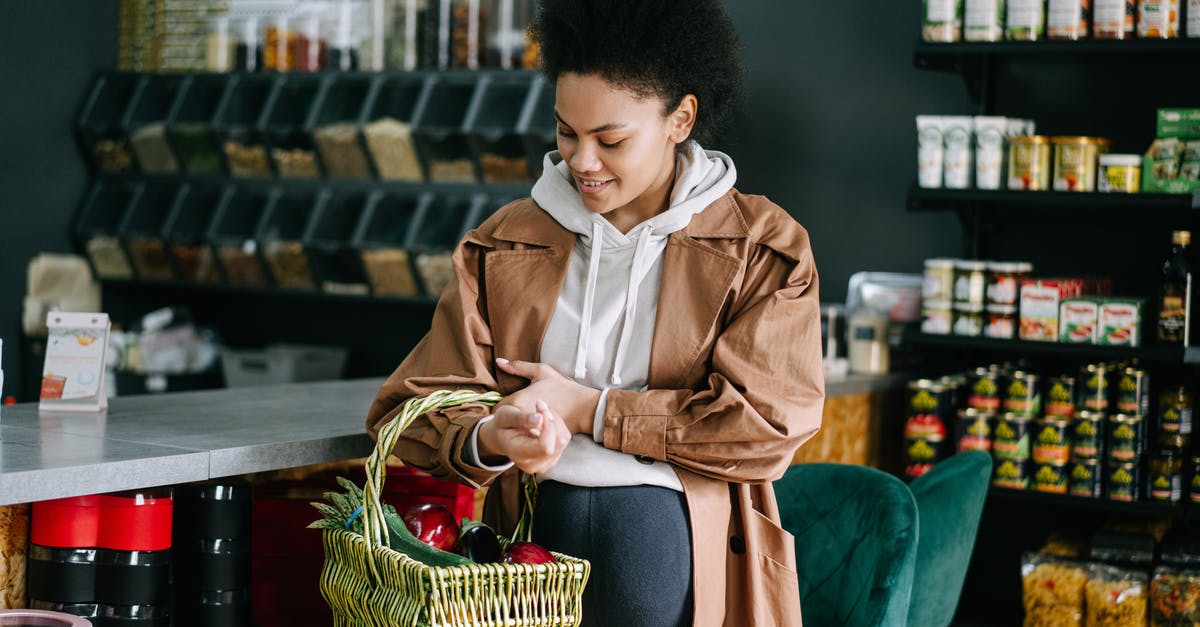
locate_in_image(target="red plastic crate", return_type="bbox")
[251,555,329,627]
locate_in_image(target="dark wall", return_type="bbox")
[722,1,973,303]
[0,2,118,400]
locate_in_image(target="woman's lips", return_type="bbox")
[576,177,612,195]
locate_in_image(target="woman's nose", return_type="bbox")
[568,141,601,173]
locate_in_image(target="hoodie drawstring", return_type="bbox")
[610,227,653,386]
[573,221,605,380]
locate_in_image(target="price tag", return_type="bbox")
[39,312,111,412]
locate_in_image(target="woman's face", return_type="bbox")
[554,73,695,225]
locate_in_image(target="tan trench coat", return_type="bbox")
[367,190,825,626]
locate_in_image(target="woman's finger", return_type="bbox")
[496,358,551,381]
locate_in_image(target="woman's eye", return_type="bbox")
[599,139,623,149]
[557,128,575,139]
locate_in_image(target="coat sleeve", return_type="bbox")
[364,234,506,489]
[602,224,825,484]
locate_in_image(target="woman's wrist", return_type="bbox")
[476,418,508,464]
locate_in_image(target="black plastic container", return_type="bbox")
[28,599,101,619]
[261,74,324,178]
[163,182,224,283]
[167,75,231,176]
[258,190,318,290]
[309,73,375,180]
[197,538,250,590]
[465,72,536,182]
[75,180,141,280]
[410,193,486,296]
[207,185,274,287]
[360,73,428,181]
[119,181,180,281]
[175,482,252,540]
[26,546,97,604]
[124,75,186,174]
[198,589,251,626]
[353,190,431,296]
[94,603,169,627]
[76,73,141,174]
[212,74,279,178]
[93,549,171,606]
[411,73,481,183]
[516,74,556,178]
[305,189,373,295]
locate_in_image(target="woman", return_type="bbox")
[366,1,825,624]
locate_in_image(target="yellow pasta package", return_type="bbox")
[1086,563,1150,627]
[1022,552,1087,627]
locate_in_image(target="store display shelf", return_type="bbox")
[914,38,1200,70]
[988,487,1185,519]
[903,329,1200,364]
[101,277,439,306]
[101,172,534,198]
[908,185,1200,215]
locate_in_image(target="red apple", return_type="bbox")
[402,503,459,551]
[500,541,556,565]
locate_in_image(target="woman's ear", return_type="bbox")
[668,93,698,143]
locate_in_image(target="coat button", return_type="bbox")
[729,535,746,555]
[635,455,654,465]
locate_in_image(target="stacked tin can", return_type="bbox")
[996,369,1043,490]
[174,482,253,626]
[903,378,956,479]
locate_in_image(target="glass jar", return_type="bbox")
[235,15,263,72]
[1094,0,1136,38]
[1007,0,1047,40]
[265,12,297,71]
[1148,448,1183,502]
[987,261,1030,308]
[327,0,363,71]
[923,0,964,41]
[1138,0,1181,38]
[954,260,988,309]
[1048,0,1090,39]
[451,0,486,69]
[206,16,238,72]
[292,8,327,72]
[965,0,1005,41]
[923,258,957,305]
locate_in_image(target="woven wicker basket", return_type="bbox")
[318,390,591,626]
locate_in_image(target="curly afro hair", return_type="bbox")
[531,0,745,146]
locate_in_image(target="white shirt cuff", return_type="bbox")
[592,388,610,444]
[464,415,515,471]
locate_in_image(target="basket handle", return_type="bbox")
[361,390,503,556]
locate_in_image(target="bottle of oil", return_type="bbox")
[1157,230,1192,344]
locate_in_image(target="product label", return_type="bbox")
[918,120,945,188]
[1020,283,1061,341]
[1150,473,1182,502]
[994,418,1031,459]
[1071,418,1102,457]
[966,0,1004,37]
[1048,0,1085,31]
[984,312,1016,339]
[1094,0,1131,29]
[1190,0,1200,37]
[1008,0,1046,28]
[1098,301,1142,346]
[1108,420,1141,461]
[1069,460,1100,497]
[922,309,953,335]
[993,458,1030,489]
[943,121,973,189]
[1033,424,1070,463]
[988,276,1018,306]
[1107,465,1137,501]
[968,376,1001,411]
[1046,381,1075,417]
[927,0,958,21]
[1059,299,1099,343]
[1115,373,1148,415]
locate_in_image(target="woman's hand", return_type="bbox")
[477,400,571,474]
[494,358,601,436]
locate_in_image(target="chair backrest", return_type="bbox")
[905,450,993,627]
[774,463,919,627]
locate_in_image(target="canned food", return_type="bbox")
[1071,411,1106,458]
[953,305,984,337]
[1008,136,1051,190]
[983,306,1018,339]
[953,261,988,309]
[1158,384,1194,435]
[1052,137,1111,192]
[1190,455,1200,504]
[1045,375,1077,417]
[1079,363,1110,412]
[1033,461,1069,494]
[1068,457,1102,498]
[923,258,957,303]
[957,408,995,453]
[994,413,1033,460]
[1094,0,1136,38]
[907,379,953,418]
[1105,460,1140,502]
[1115,367,1150,416]
[1033,417,1072,463]
[1107,414,1145,462]
[967,367,1002,411]
[993,457,1031,489]
[1148,448,1183,502]
[1004,371,1042,416]
[1097,154,1142,193]
[986,261,1030,308]
[940,374,968,411]
[922,306,953,335]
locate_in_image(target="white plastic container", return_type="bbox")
[220,344,348,388]
[918,116,946,189]
[943,116,975,189]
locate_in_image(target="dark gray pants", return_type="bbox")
[532,481,694,627]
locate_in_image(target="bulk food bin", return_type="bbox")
[360,72,428,181]
[308,73,375,180]
[411,73,481,183]
[75,180,141,280]
[167,74,230,177]
[465,72,537,182]
[213,73,280,178]
[410,193,487,296]
[207,185,274,287]
[353,190,432,296]
[124,74,186,174]
[76,73,140,174]
[516,74,557,178]
[261,74,324,178]
[119,181,180,280]
[303,189,372,295]
[163,182,224,283]
[257,189,318,290]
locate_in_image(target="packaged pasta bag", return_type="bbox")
[1085,563,1150,627]
[1022,552,1086,627]
[1151,565,1200,627]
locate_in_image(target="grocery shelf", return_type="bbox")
[101,172,534,199]
[914,38,1200,71]
[902,328,1200,365]
[100,277,439,306]
[987,487,1185,519]
[907,185,1200,214]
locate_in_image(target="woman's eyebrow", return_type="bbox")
[554,110,628,134]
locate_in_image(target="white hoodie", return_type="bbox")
[469,140,738,491]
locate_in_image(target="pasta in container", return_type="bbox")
[1022,552,1086,627]
[1086,563,1149,627]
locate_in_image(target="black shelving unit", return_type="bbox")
[908,185,1200,213]
[915,38,1200,68]
[904,328,1200,365]
[99,277,439,307]
[988,487,1185,519]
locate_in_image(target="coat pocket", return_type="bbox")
[745,509,802,626]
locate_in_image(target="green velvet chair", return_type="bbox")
[905,450,993,627]
[774,463,919,627]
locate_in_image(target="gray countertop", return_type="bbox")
[0,372,907,507]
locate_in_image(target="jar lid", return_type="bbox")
[955,260,988,271]
[958,407,994,419]
[1016,262,1034,272]
[1001,412,1033,422]
[986,261,1026,272]
[1100,153,1143,167]
[1011,135,1050,144]
[908,378,946,392]
[924,258,958,268]
[953,303,985,312]
[1052,136,1111,145]
[986,305,1018,314]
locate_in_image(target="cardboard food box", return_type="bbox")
[1144,108,1200,194]
[1020,278,1087,342]
[1098,298,1144,347]
[1060,298,1101,344]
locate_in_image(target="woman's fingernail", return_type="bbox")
[496,357,510,365]
[536,400,549,412]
